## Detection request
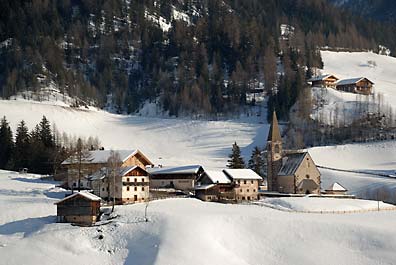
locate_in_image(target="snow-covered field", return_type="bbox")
[258,197,395,212]
[1,170,396,265]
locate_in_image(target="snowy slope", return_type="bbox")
[1,172,396,265]
[321,51,396,107]
[0,99,267,169]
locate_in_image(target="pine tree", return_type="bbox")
[13,120,30,170]
[0,116,14,169]
[227,142,245,169]
[39,116,54,148]
[248,146,264,176]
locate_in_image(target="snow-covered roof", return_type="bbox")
[204,170,231,184]
[195,184,216,190]
[337,77,374,86]
[326,182,347,192]
[147,165,203,175]
[223,169,262,180]
[308,74,338,82]
[297,179,319,191]
[88,166,146,181]
[278,152,307,176]
[55,191,101,204]
[62,149,152,165]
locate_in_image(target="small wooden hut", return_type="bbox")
[55,192,101,225]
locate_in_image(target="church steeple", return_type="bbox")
[266,110,283,192]
[267,111,282,142]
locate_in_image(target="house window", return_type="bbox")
[134,187,137,191]
[247,196,251,200]
[251,180,254,184]
[102,188,105,191]
[73,183,76,187]
[127,186,130,191]
[242,196,245,200]
[253,189,256,192]
[240,189,243,192]
[244,180,247,184]
[141,178,144,182]
[102,179,105,183]
[247,189,249,192]
[134,178,137,182]
[127,178,130,182]
[142,187,145,191]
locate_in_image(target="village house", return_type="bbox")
[325,182,348,195]
[267,111,321,195]
[336,77,374,95]
[88,165,150,204]
[61,149,153,190]
[148,165,204,192]
[55,191,101,225]
[195,170,234,202]
[223,169,262,201]
[308,74,339,88]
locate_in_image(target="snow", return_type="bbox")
[257,197,395,212]
[0,99,267,169]
[326,182,348,191]
[204,170,231,184]
[1,172,396,265]
[55,191,101,204]
[223,169,262,180]
[147,165,202,175]
[61,150,138,165]
[320,50,396,108]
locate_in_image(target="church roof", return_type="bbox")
[278,152,307,176]
[267,111,282,142]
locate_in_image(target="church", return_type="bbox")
[266,112,321,194]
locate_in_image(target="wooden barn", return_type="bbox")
[55,192,101,225]
[61,149,153,190]
[308,74,339,88]
[148,165,204,192]
[336,77,374,95]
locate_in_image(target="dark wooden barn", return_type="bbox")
[55,192,101,225]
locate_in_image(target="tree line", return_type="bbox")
[2,0,396,119]
[227,142,266,178]
[0,116,101,175]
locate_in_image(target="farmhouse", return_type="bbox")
[148,165,204,192]
[336,77,374,95]
[195,170,234,202]
[223,169,262,201]
[55,191,101,225]
[267,111,321,195]
[61,149,153,189]
[308,74,339,88]
[88,166,150,204]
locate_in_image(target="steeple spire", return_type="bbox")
[267,111,281,142]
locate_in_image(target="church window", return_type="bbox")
[274,144,280,153]
[306,175,310,179]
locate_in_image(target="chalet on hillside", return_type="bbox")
[88,165,150,204]
[336,77,374,95]
[61,149,153,189]
[55,192,101,225]
[308,74,339,88]
[148,165,204,192]
[195,170,234,202]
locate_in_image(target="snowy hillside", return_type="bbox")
[0,99,267,169]
[321,50,396,107]
[1,170,396,265]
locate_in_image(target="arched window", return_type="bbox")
[274,144,280,153]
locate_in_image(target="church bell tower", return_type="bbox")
[267,111,283,191]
